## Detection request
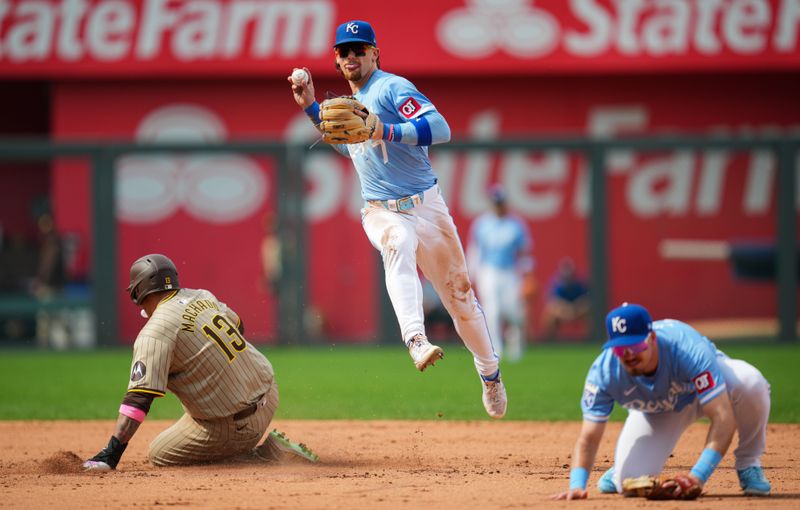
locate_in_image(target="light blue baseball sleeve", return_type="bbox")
[580,362,614,422]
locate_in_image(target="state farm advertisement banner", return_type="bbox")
[3,0,800,77]
[52,75,800,342]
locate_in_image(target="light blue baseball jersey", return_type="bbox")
[345,69,438,200]
[469,213,532,270]
[581,319,728,422]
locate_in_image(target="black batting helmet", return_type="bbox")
[126,254,180,305]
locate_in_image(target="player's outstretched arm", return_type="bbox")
[82,414,139,472]
[83,392,154,472]
[551,419,606,500]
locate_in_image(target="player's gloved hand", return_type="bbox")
[320,97,382,143]
[622,473,703,500]
[83,436,128,472]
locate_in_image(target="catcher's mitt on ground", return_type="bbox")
[622,474,703,500]
[319,97,382,144]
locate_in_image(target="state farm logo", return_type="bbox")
[437,0,559,58]
[437,0,800,60]
[116,104,267,224]
[0,0,331,62]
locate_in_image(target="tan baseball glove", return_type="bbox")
[319,97,382,144]
[622,474,703,500]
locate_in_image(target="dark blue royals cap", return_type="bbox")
[334,20,377,47]
[602,303,653,350]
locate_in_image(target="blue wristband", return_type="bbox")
[690,448,722,483]
[569,467,589,490]
[303,101,321,124]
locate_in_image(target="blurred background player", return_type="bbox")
[553,303,771,500]
[83,254,317,471]
[288,19,506,418]
[467,186,535,362]
[541,257,590,342]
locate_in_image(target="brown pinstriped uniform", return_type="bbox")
[127,288,279,466]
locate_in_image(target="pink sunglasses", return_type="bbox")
[612,339,649,358]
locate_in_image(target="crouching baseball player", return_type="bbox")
[83,254,318,471]
[553,303,771,500]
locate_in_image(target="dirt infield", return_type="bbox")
[0,420,797,509]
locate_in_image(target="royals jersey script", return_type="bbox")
[581,319,728,421]
[126,288,275,420]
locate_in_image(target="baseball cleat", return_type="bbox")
[597,467,617,493]
[254,429,319,464]
[737,466,771,496]
[407,334,444,372]
[480,371,507,419]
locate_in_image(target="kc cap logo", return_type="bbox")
[602,303,652,350]
[334,20,377,47]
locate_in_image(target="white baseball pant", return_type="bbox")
[361,184,499,376]
[475,266,525,361]
[609,356,771,491]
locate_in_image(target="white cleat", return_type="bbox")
[407,334,444,372]
[481,374,507,419]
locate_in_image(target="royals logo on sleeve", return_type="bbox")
[692,371,716,394]
[398,97,422,119]
[582,382,598,409]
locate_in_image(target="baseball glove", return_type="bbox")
[319,97,381,144]
[622,474,702,500]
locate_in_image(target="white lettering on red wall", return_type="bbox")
[0,0,332,62]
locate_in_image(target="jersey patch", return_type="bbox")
[398,97,422,119]
[582,382,598,409]
[692,371,716,394]
[131,361,147,382]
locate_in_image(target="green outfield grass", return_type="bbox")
[0,343,797,422]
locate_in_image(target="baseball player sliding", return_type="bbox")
[553,303,772,501]
[288,20,506,418]
[83,254,318,471]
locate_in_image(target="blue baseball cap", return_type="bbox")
[334,20,377,47]
[490,185,506,204]
[602,303,653,350]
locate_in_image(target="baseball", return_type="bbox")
[291,68,308,85]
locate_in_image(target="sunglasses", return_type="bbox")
[335,43,371,58]
[612,339,649,358]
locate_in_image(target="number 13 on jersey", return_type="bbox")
[202,314,246,362]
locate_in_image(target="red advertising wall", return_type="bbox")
[2,0,800,78]
[51,73,800,342]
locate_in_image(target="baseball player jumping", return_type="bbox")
[553,303,771,500]
[83,254,318,471]
[288,20,506,418]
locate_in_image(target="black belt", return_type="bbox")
[233,393,266,421]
